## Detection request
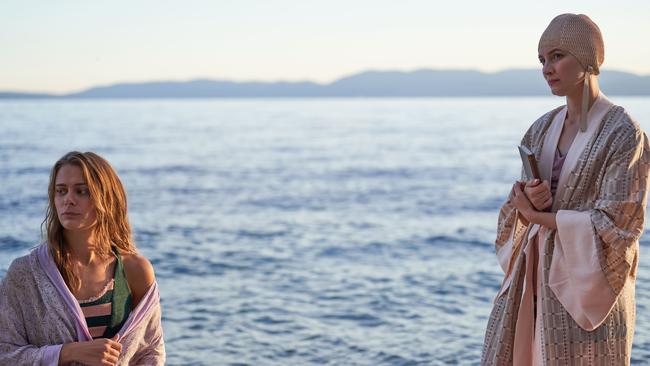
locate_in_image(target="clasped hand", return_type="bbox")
[508,179,552,223]
[59,334,122,366]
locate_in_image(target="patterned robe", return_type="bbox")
[482,94,650,365]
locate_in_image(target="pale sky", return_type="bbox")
[1,0,649,93]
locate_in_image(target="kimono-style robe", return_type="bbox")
[482,93,650,365]
[0,243,165,365]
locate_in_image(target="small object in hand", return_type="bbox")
[518,145,541,180]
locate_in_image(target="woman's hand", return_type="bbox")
[524,179,552,211]
[510,181,536,223]
[507,180,559,230]
[59,335,122,366]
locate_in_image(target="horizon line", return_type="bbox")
[2,66,649,96]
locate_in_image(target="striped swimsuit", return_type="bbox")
[78,247,132,339]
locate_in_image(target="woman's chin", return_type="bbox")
[60,221,94,232]
[61,224,84,231]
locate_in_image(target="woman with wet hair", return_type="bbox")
[482,14,649,365]
[0,151,165,365]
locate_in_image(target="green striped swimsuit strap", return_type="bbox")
[107,246,132,338]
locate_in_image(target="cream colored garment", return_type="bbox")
[484,92,646,365]
[496,93,615,339]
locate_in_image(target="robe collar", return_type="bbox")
[538,92,615,212]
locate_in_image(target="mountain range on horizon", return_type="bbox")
[2,68,650,98]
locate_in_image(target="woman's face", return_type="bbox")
[538,46,586,97]
[54,164,97,232]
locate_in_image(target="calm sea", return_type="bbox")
[1,97,650,365]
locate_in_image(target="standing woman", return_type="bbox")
[482,14,649,365]
[0,152,165,365]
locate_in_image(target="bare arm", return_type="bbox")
[122,254,156,308]
[524,209,557,230]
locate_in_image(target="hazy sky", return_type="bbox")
[2,0,649,93]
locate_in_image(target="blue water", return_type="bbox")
[1,97,650,365]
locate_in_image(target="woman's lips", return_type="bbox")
[548,79,560,86]
[61,212,80,217]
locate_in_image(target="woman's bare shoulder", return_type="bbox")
[121,253,156,304]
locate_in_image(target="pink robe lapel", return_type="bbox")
[550,93,614,212]
[539,106,566,184]
[546,93,619,331]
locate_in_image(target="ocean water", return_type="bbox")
[1,97,650,365]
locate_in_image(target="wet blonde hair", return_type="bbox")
[42,151,137,291]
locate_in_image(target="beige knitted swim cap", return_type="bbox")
[539,14,604,132]
[538,14,604,75]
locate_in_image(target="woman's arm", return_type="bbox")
[511,181,557,229]
[122,254,156,308]
[121,254,166,364]
[0,259,64,366]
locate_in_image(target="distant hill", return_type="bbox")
[66,79,325,98]
[2,69,649,98]
[0,92,57,99]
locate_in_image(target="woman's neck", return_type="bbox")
[565,75,600,124]
[64,229,100,265]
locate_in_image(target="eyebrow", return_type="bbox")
[55,183,88,187]
[539,48,562,57]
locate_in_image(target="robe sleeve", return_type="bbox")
[495,193,529,274]
[0,260,63,366]
[495,131,535,274]
[129,298,165,365]
[552,127,650,331]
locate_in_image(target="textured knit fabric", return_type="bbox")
[78,247,132,339]
[482,93,649,365]
[0,244,165,365]
[538,13,605,133]
[538,13,604,75]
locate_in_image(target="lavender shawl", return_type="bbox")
[0,244,165,365]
